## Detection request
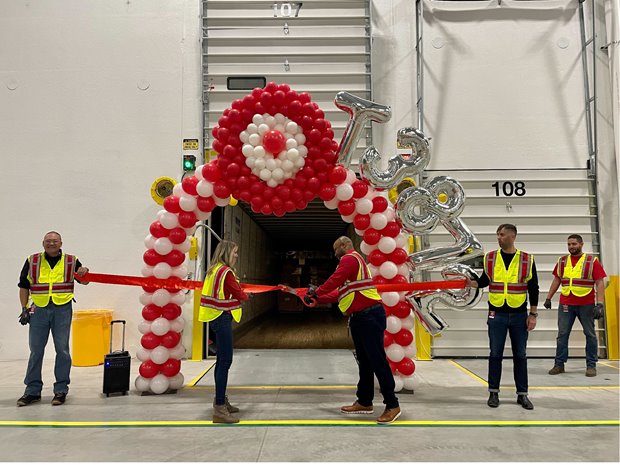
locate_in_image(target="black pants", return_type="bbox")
[349,304,399,409]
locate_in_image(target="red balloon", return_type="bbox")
[337,200,356,216]
[290,188,304,201]
[373,276,388,287]
[161,331,181,349]
[394,329,414,347]
[307,177,321,193]
[352,180,369,198]
[392,301,412,319]
[314,157,328,172]
[213,181,230,199]
[260,204,273,215]
[318,184,336,201]
[142,285,157,293]
[329,166,347,184]
[141,332,161,350]
[368,250,387,266]
[288,100,302,116]
[163,196,181,214]
[139,360,160,379]
[202,163,221,183]
[388,360,398,374]
[307,128,321,143]
[275,185,291,200]
[143,249,164,266]
[363,228,381,246]
[142,304,161,321]
[165,250,185,267]
[161,303,182,320]
[397,357,416,376]
[382,221,401,238]
[353,214,370,230]
[284,200,296,212]
[384,332,395,347]
[168,227,187,245]
[388,248,408,265]
[262,130,287,154]
[181,176,199,196]
[271,196,283,211]
[161,358,181,377]
[227,163,241,177]
[372,196,388,213]
[178,211,197,228]
[149,221,169,238]
[197,196,216,213]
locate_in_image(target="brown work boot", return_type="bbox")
[213,404,239,424]
[225,396,239,413]
[548,366,565,375]
[340,401,373,414]
[377,406,401,424]
[585,367,597,377]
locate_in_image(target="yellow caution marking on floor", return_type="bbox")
[449,360,488,386]
[186,361,216,387]
[598,361,620,370]
[185,384,357,390]
[0,419,617,428]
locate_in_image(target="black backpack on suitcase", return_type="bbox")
[103,320,131,397]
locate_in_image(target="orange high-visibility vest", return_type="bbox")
[199,263,242,323]
[28,253,76,307]
[484,249,533,308]
[558,254,597,298]
[337,251,382,314]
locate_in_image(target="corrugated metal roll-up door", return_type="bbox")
[423,168,605,358]
[202,0,372,161]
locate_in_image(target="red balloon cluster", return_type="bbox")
[210,82,339,216]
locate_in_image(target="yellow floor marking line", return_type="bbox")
[0,419,617,428]
[449,360,488,386]
[598,361,620,370]
[528,386,619,390]
[185,384,356,390]
[187,361,216,387]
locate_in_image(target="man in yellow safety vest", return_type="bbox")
[17,231,89,407]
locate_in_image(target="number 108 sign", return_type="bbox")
[491,181,526,197]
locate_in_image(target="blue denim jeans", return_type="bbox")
[554,304,598,368]
[210,312,233,405]
[24,301,73,396]
[349,304,399,409]
[487,311,528,395]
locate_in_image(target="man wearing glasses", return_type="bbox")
[17,231,89,407]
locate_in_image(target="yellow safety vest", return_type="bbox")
[558,254,596,297]
[484,249,533,308]
[27,253,77,307]
[338,251,382,314]
[199,263,242,323]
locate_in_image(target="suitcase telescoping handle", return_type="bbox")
[109,320,127,353]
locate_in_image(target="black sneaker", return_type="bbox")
[17,394,41,407]
[51,393,67,406]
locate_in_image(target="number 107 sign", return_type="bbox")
[272,2,303,17]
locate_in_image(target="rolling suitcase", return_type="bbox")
[103,320,131,397]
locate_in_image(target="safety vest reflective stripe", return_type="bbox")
[561,278,595,286]
[199,295,240,310]
[29,254,41,284]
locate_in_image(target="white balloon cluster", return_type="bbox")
[241,113,307,188]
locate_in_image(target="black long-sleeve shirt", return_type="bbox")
[18,251,83,289]
[475,250,539,313]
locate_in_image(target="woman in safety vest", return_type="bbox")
[199,240,248,424]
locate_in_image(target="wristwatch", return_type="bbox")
[529,312,538,317]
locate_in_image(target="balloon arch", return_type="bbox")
[133,82,482,395]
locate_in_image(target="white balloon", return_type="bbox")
[151,317,171,336]
[172,264,188,279]
[179,195,197,212]
[150,345,170,364]
[386,344,405,363]
[152,289,171,306]
[267,179,278,188]
[252,114,263,125]
[395,233,409,249]
[195,209,211,221]
[245,157,256,169]
[286,148,299,161]
[336,183,354,201]
[144,234,156,250]
[379,261,398,279]
[138,320,152,335]
[403,343,416,359]
[359,241,376,256]
[345,170,357,184]
[170,316,186,333]
[196,180,214,197]
[149,374,170,394]
[285,121,298,134]
[159,211,179,229]
[136,347,152,362]
[248,133,260,146]
[272,168,284,181]
[385,206,395,222]
[254,145,266,158]
[169,343,186,360]
[168,373,185,390]
[355,198,373,215]
[172,183,185,197]
[393,374,404,393]
[214,196,230,207]
[295,133,306,145]
[258,123,270,135]
[242,144,254,157]
[195,164,205,180]
[341,213,355,223]
[154,237,173,255]
[403,375,416,391]
[354,228,365,236]
[297,145,308,157]
[139,292,153,305]
[141,265,154,277]
[382,292,400,308]
[174,239,191,253]
[378,236,396,254]
[368,264,380,277]
[285,138,297,150]
[184,225,197,235]
[282,159,294,172]
[171,291,186,305]
[398,263,411,277]
[153,262,172,279]
[386,315,403,334]
[265,158,277,171]
[324,198,339,210]
[259,168,271,181]
[401,315,415,330]
[135,375,151,392]
[370,213,388,230]
[294,157,305,168]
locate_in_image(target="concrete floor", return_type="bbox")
[0,350,618,462]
